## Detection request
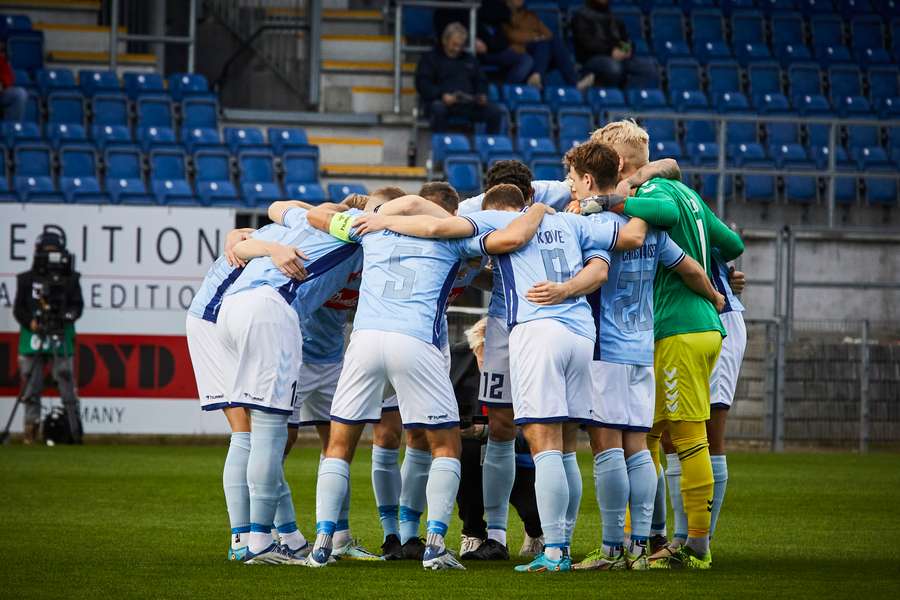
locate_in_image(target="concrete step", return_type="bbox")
[45,50,157,74]
[322,164,427,194]
[0,0,99,26]
[309,135,384,165]
[264,7,382,35]
[320,68,412,91]
[320,34,395,63]
[35,22,126,55]
[351,86,415,114]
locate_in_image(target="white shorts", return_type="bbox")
[288,361,343,427]
[186,314,230,410]
[588,360,655,432]
[710,311,747,409]
[381,342,451,415]
[217,286,303,415]
[508,319,593,424]
[331,330,459,429]
[479,315,513,408]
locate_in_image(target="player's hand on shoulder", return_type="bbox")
[530,202,555,215]
[526,280,570,306]
[352,213,389,235]
[728,268,746,294]
[224,229,252,267]
[270,243,309,280]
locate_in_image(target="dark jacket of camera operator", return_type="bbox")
[13,268,84,357]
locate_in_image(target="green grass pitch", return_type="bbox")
[2,444,899,599]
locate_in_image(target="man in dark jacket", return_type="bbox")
[415,22,504,133]
[571,0,655,88]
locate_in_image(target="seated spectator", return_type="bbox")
[504,0,593,90]
[0,41,27,122]
[571,0,655,88]
[415,22,504,134]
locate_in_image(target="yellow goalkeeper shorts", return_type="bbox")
[653,331,722,423]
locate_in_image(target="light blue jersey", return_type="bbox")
[224,207,362,309]
[188,223,285,323]
[461,210,524,320]
[585,213,686,366]
[300,266,362,363]
[346,225,483,347]
[711,248,745,314]
[468,210,619,341]
[435,256,486,349]
[457,180,572,216]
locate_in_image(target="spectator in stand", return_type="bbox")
[504,0,594,91]
[571,0,655,89]
[0,41,27,121]
[434,0,532,84]
[415,22,504,134]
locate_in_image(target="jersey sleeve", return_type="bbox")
[450,234,489,259]
[532,180,573,211]
[702,203,745,261]
[329,208,364,243]
[282,206,308,229]
[657,232,687,269]
[623,187,679,228]
[584,247,612,266]
[460,210,518,235]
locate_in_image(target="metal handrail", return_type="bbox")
[109,0,198,72]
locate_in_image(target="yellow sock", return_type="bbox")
[669,420,713,539]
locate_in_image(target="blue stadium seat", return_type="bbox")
[685,119,717,145]
[651,8,688,59]
[776,40,814,67]
[7,33,44,71]
[759,0,799,11]
[650,140,684,160]
[136,125,177,152]
[627,88,669,110]
[725,121,758,150]
[91,93,129,126]
[828,65,871,116]
[770,142,811,167]
[850,15,889,63]
[238,151,282,206]
[693,38,733,63]
[224,126,269,154]
[681,0,717,10]
[892,17,900,62]
[47,92,84,125]
[696,172,733,201]
[283,148,320,185]
[811,143,854,170]
[431,133,472,165]
[400,6,433,39]
[707,61,741,96]
[444,155,482,198]
[123,72,165,99]
[136,95,173,128]
[105,147,150,204]
[839,0,874,16]
[788,63,829,111]
[502,84,542,110]
[285,182,327,204]
[181,127,223,153]
[543,86,584,113]
[815,44,854,65]
[78,70,119,97]
[150,149,194,205]
[46,123,86,149]
[328,183,367,201]
[486,152,525,168]
[691,8,728,61]
[864,170,898,206]
[37,68,76,95]
[267,127,310,155]
[748,62,783,102]
[734,42,773,65]
[517,137,558,163]
[772,12,811,65]
[734,145,776,202]
[194,150,239,206]
[182,97,218,130]
[765,121,801,145]
[3,121,40,146]
[888,126,900,159]
[667,59,702,95]
[800,0,837,15]
[14,143,60,201]
[810,13,845,46]
[0,149,13,202]
[731,10,765,46]
[846,124,879,150]
[785,174,818,203]
[474,134,515,164]
[715,91,751,112]
[530,158,565,181]
[22,91,38,122]
[0,13,32,37]
[167,73,210,101]
[91,124,132,150]
[587,88,627,115]
[615,6,646,45]
[59,145,106,203]
[516,106,552,139]
[852,145,892,169]
[13,68,35,91]
[642,118,678,142]
[557,108,592,145]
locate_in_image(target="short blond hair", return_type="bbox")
[464,317,487,353]
[591,120,650,173]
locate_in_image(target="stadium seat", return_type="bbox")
[13,68,35,91]
[474,134,515,164]
[867,67,900,117]
[691,10,729,61]
[810,14,844,49]
[802,0,838,15]
[0,149,13,202]
[46,123,87,149]
[765,121,801,145]
[285,182,327,204]
[888,126,900,159]
[136,126,177,152]
[37,68,76,95]
[707,61,741,96]
[828,65,871,116]
[283,148,320,185]
[0,13,32,37]
[502,84,542,111]
[850,15,889,64]
[615,6,646,48]
[770,142,811,167]
[693,39,733,63]
[725,121,758,151]
[733,145,776,203]
[864,170,898,206]
[788,63,829,111]
[650,140,684,160]
[517,137,558,163]
[267,127,310,155]
[193,150,239,206]
[444,155,482,198]
[224,126,269,154]
[713,91,750,112]
[516,106,552,139]
[685,119,717,145]
[650,8,688,59]
[815,44,854,65]
[7,33,44,71]
[182,97,218,130]
[587,88,627,115]
[91,93,129,127]
[839,0,874,15]
[90,124,132,150]
[785,174,818,203]
[431,133,472,166]
[137,96,173,129]
[772,13,811,65]
[401,5,433,40]
[642,118,678,142]
[852,145,892,169]
[627,88,669,110]
[123,72,165,99]
[167,73,210,101]
[78,70,119,97]
[3,121,40,146]
[47,92,84,125]
[530,158,565,181]
[149,149,194,205]
[328,183,367,201]
[811,143,854,170]
[734,42,773,65]
[238,151,282,206]
[557,108,592,145]
[667,59,702,95]
[748,62,785,105]
[543,86,584,113]
[23,91,39,122]
[59,145,106,203]
[731,10,766,47]
[105,147,151,204]
[181,127,223,153]
[486,152,525,168]
[13,143,60,201]
[846,124,880,150]
[759,0,800,11]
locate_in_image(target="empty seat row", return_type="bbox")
[433,133,574,166]
[12,68,211,101]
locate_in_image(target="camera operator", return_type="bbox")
[12,230,84,444]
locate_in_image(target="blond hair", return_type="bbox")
[590,119,650,173]
[464,317,487,353]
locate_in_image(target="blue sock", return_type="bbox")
[562,452,582,549]
[223,432,251,535]
[482,439,515,544]
[665,453,687,542]
[399,447,431,543]
[593,448,628,552]
[247,411,288,554]
[314,457,350,548]
[534,450,569,554]
[651,464,667,536]
[425,457,461,548]
[710,455,728,539]
[371,445,401,541]
[273,469,296,532]
[625,450,656,543]
[333,478,351,545]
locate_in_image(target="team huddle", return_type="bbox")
[185,119,747,572]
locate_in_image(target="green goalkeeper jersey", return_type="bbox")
[623,177,745,342]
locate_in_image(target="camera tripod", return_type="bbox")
[0,335,66,445]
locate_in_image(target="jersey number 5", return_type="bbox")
[383,244,422,299]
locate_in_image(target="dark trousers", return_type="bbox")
[18,353,83,441]
[582,55,658,88]
[481,48,533,83]
[428,99,504,134]
[457,437,543,540]
[527,38,579,85]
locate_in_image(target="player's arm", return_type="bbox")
[481,204,553,254]
[729,267,746,294]
[268,200,314,224]
[620,193,679,228]
[526,257,609,306]
[353,213,473,238]
[613,217,648,250]
[619,159,681,193]
[375,195,452,218]
[671,254,726,312]
[307,203,349,233]
[230,239,309,280]
[223,227,256,267]
[704,206,745,260]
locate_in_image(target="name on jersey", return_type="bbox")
[621,243,657,262]
[535,230,566,244]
